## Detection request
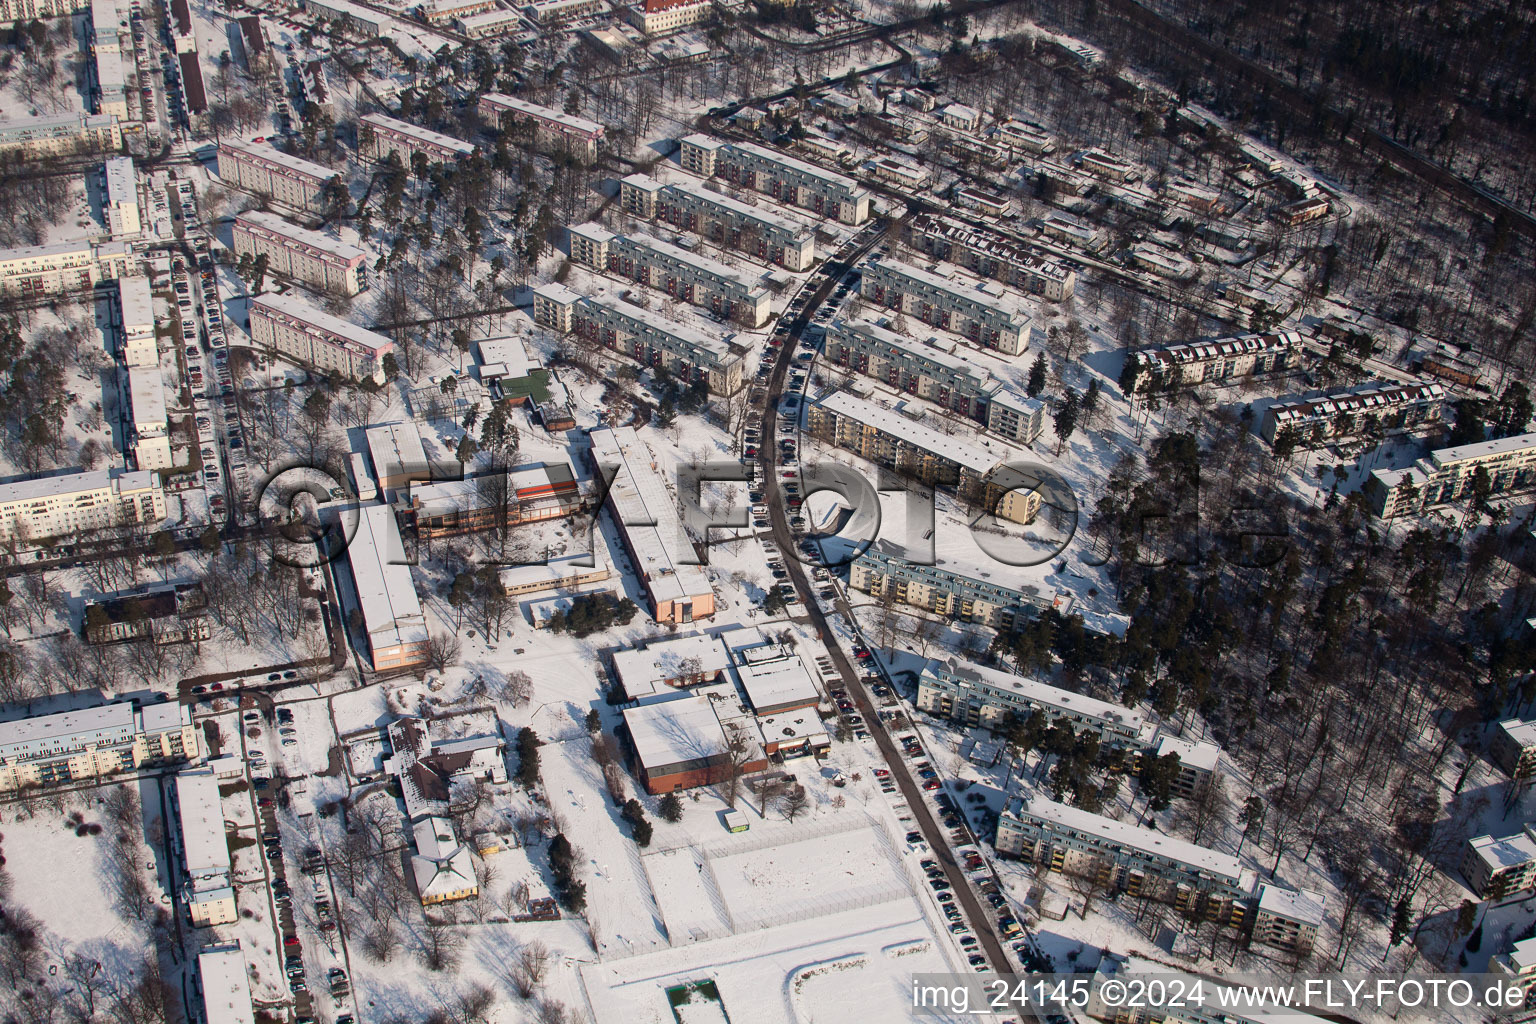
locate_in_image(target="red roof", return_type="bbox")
[644,0,697,12]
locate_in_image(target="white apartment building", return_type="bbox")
[626,0,710,34]
[458,6,521,33]
[939,102,980,132]
[954,186,1015,218]
[1259,380,1445,446]
[1126,331,1301,392]
[868,156,931,191]
[128,365,172,471]
[620,173,816,270]
[0,0,88,19]
[363,421,430,492]
[679,134,871,225]
[533,282,745,395]
[861,256,1033,356]
[568,222,773,327]
[479,93,604,164]
[217,138,339,214]
[0,239,129,298]
[0,111,121,158]
[103,156,140,238]
[525,0,606,23]
[0,698,195,793]
[232,210,369,295]
[176,767,237,926]
[907,213,1076,301]
[1369,432,1536,519]
[94,47,129,119]
[344,503,429,673]
[197,945,254,1024]
[1250,884,1324,956]
[997,795,1256,921]
[303,0,384,34]
[823,317,1044,443]
[993,119,1056,155]
[916,656,1151,745]
[420,0,497,23]
[117,274,156,366]
[1463,826,1536,900]
[91,0,123,52]
[358,113,475,165]
[248,291,394,382]
[850,537,1056,630]
[0,467,163,544]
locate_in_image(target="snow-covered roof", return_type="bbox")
[345,504,427,655]
[815,390,1010,475]
[1468,829,1536,873]
[623,693,731,773]
[118,275,153,333]
[235,209,367,264]
[177,768,232,881]
[360,113,475,157]
[923,657,1145,734]
[1256,883,1325,927]
[364,421,429,486]
[734,646,820,713]
[612,632,732,700]
[0,699,137,757]
[1500,719,1536,750]
[197,945,254,1024]
[1153,733,1221,773]
[128,365,166,433]
[218,137,338,184]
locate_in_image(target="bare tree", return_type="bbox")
[427,632,463,673]
[779,785,809,823]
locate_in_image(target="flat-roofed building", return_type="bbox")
[94,47,129,118]
[104,156,140,237]
[731,640,821,715]
[217,138,339,214]
[622,688,766,792]
[458,7,522,34]
[588,426,714,624]
[197,945,254,1024]
[868,156,931,191]
[1259,381,1444,447]
[612,632,732,701]
[1368,432,1536,519]
[406,462,582,538]
[0,111,121,159]
[0,239,130,298]
[128,364,172,470]
[679,134,871,225]
[364,421,430,492]
[358,113,474,166]
[1463,826,1536,900]
[807,391,1042,524]
[1250,883,1324,956]
[568,222,772,327]
[248,291,393,382]
[502,549,613,598]
[1078,147,1137,182]
[849,538,1055,631]
[532,283,744,395]
[525,0,606,22]
[303,0,384,34]
[1491,937,1536,997]
[916,656,1150,745]
[479,93,603,164]
[997,795,1255,922]
[176,767,237,925]
[118,274,156,366]
[233,210,368,295]
[823,317,1043,442]
[344,504,429,673]
[907,213,1076,302]
[1496,719,1536,782]
[862,257,1031,356]
[421,0,498,23]
[993,119,1055,155]
[0,697,196,793]
[83,582,209,646]
[626,0,710,35]
[1126,331,1301,393]
[620,173,816,271]
[0,467,164,544]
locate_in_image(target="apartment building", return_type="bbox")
[197,944,254,1024]
[118,274,156,367]
[849,539,1055,631]
[916,656,1151,746]
[128,364,171,470]
[0,111,121,159]
[0,0,88,19]
[104,156,140,238]
[568,222,773,327]
[824,317,1045,443]
[532,283,744,396]
[1259,381,1445,446]
[1250,884,1324,957]
[525,0,606,23]
[868,156,931,191]
[421,0,498,23]
[1463,826,1536,900]
[232,210,368,295]
[303,0,384,35]
[94,47,129,118]
[861,257,1032,356]
[0,697,196,793]
[907,213,1077,301]
[217,138,339,214]
[993,119,1056,155]
[620,173,816,271]
[996,795,1256,922]
[954,186,1015,218]
[626,0,711,35]
[406,462,583,538]
[0,239,130,298]
[248,292,394,382]
[479,93,603,164]
[176,767,237,926]
[1491,937,1536,997]
[588,425,715,624]
[344,503,429,673]
[358,113,474,165]
[1368,432,1536,519]
[1078,147,1137,182]
[83,582,210,646]
[679,134,871,225]
[458,6,521,33]
[1126,331,1302,392]
[1495,719,1536,782]
[807,391,1042,525]
[0,467,163,544]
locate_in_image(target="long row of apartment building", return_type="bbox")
[232,209,369,295]
[620,173,816,271]
[0,467,164,543]
[0,696,196,793]
[0,111,122,159]
[533,282,745,395]
[1126,331,1302,391]
[217,138,341,214]
[860,256,1033,356]
[568,222,773,327]
[248,291,394,383]
[679,134,871,225]
[906,213,1077,302]
[1367,431,1536,519]
[0,239,131,299]
[849,538,1056,632]
[822,317,1044,443]
[358,112,475,166]
[1258,380,1445,446]
[478,93,603,164]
